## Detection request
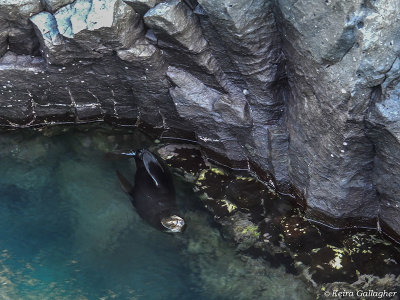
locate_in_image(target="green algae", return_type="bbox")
[240,225,260,238]
[220,199,238,214]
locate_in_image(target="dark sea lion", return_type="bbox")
[115,149,186,233]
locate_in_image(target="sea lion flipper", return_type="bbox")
[116,170,134,194]
[104,150,136,160]
[141,151,164,187]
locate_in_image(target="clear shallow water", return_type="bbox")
[0,125,312,300]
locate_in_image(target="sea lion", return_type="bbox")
[115,149,186,233]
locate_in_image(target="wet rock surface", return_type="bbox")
[0,0,400,241]
[157,142,400,298]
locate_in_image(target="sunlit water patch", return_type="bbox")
[0,125,313,300]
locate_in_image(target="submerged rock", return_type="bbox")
[159,142,400,297]
[182,211,314,300]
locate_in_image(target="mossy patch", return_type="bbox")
[241,225,260,238]
[220,199,237,214]
[210,167,227,176]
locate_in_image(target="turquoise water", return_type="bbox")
[0,125,312,300]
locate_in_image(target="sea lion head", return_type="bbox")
[161,215,186,233]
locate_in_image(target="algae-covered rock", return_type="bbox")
[192,164,277,220]
[220,212,261,251]
[162,142,400,296]
[157,143,205,182]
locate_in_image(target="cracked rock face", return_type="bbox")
[1,0,400,240]
[144,0,208,53]
[275,0,400,235]
[123,0,163,15]
[0,0,43,56]
[30,0,143,64]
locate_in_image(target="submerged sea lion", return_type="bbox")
[115,149,186,233]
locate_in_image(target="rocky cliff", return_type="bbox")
[0,0,399,241]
